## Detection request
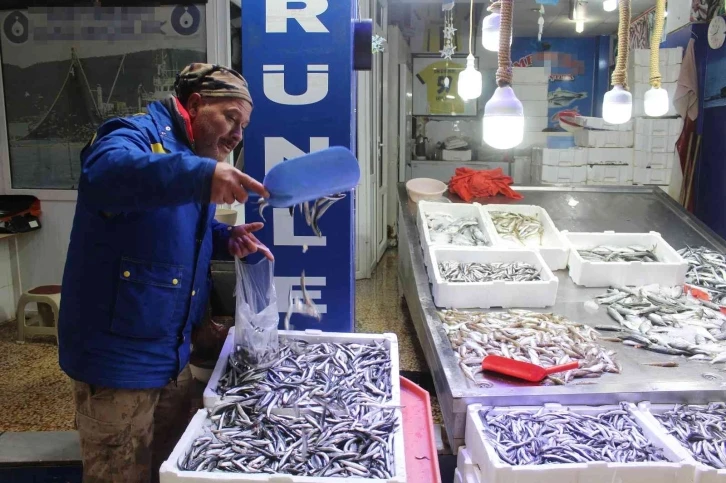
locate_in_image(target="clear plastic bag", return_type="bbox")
[233,257,279,364]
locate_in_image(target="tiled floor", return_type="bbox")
[0,248,441,432]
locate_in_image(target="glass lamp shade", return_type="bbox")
[483,86,524,149]
[457,54,483,101]
[602,85,632,125]
[482,12,511,52]
[644,86,669,117]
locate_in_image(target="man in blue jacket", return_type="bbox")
[57,63,272,483]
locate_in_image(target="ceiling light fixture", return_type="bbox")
[576,20,585,32]
[483,0,523,150]
[602,0,632,124]
[644,0,669,117]
[482,0,511,52]
[603,0,617,11]
[458,0,483,100]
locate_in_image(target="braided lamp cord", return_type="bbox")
[495,0,513,87]
[649,0,666,88]
[469,0,474,54]
[611,0,631,89]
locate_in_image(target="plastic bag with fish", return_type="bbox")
[233,257,279,364]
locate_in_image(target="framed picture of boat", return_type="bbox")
[0,4,215,193]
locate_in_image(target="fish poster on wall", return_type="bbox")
[510,37,597,129]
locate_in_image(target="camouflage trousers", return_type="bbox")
[72,365,193,483]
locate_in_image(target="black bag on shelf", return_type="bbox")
[0,195,42,234]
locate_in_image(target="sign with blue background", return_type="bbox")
[511,37,597,129]
[242,0,356,332]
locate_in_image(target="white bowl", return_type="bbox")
[406,178,447,203]
[214,208,237,225]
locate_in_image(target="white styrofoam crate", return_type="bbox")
[516,132,548,150]
[629,64,681,84]
[586,147,634,165]
[524,116,549,133]
[479,204,570,270]
[416,200,498,273]
[203,327,401,410]
[562,230,687,287]
[638,402,726,483]
[633,47,683,66]
[635,133,678,153]
[521,100,549,117]
[512,84,549,101]
[586,164,633,185]
[465,403,695,483]
[575,116,633,132]
[532,164,587,185]
[635,117,683,136]
[634,151,676,169]
[634,167,673,185]
[160,408,407,483]
[533,147,587,167]
[512,66,551,84]
[429,247,558,309]
[575,130,634,148]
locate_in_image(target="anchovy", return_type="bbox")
[678,246,726,306]
[438,261,542,283]
[439,309,620,386]
[180,403,399,477]
[479,402,668,465]
[425,212,491,247]
[578,245,659,263]
[655,403,726,469]
[258,193,346,237]
[489,211,544,246]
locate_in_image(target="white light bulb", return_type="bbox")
[603,0,617,11]
[483,86,524,149]
[644,86,669,117]
[575,20,585,33]
[602,84,632,124]
[457,54,483,101]
[482,12,511,52]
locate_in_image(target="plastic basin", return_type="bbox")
[406,178,447,203]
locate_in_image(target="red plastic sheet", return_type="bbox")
[448,167,523,202]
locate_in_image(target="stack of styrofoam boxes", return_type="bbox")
[511,67,550,150]
[531,146,587,186]
[573,116,634,185]
[634,117,683,187]
[630,47,683,118]
[462,402,697,483]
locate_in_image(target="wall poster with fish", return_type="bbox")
[0,6,208,191]
[510,37,597,129]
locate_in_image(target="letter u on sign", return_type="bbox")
[263,65,329,106]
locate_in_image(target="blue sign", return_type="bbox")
[511,37,597,129]
[242,0,356,332]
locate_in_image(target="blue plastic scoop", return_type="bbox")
[258,146,360,208]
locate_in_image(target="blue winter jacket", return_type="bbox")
[58,100,233,389]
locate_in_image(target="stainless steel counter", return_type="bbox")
[396,183,726,450]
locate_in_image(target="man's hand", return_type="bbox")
[211,163,268,205]
[227,222,274,261]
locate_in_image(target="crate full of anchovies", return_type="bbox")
[461,402,696,483]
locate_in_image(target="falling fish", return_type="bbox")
[439,309,620,386]
[283,271,321,331]
[257,193,346,237]
[479,403,668,466]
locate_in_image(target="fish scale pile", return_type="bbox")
[654,403,726,469]
[178,339,399,477]
[489,211,544,246]
[578,245,659,263]
[479,403,668,466]
[438,261,542,283]
[425,212,490,246]
[440,310,620,386]
[216,339,393,412]
[678,246,726,306]
[594,285,726,363]
[180,401,398,477]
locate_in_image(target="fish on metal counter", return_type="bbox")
[479,402,668,465]
[678,246,726,306]
[439,309,620,386]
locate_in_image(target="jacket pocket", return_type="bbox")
[110,257,183,339]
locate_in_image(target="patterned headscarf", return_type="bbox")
[174,63,253,106]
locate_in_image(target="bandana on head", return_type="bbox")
[174,63,253,106]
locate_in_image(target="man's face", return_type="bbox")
[186,93,252,162]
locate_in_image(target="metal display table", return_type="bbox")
[397,183,726,450]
